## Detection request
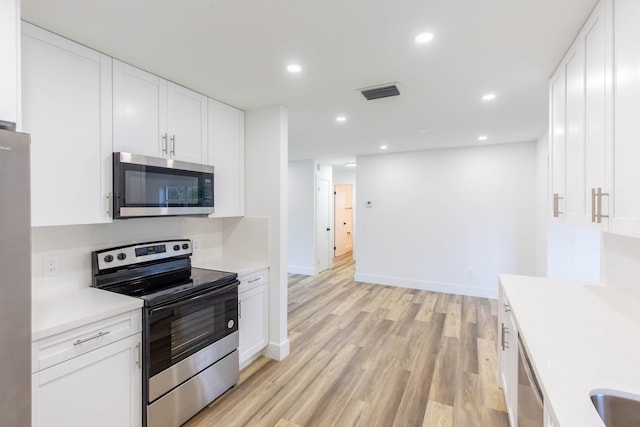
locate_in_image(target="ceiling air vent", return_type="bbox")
[360,83,401,101]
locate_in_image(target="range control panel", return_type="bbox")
[94,239,192,271]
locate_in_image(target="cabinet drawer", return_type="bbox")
[238,268,268,293]
[33,310,142,372]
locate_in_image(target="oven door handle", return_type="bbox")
[150,281,239,313]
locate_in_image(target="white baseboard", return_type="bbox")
[287,265,314,275]
[263,338,290,361]
[354,273,498,299]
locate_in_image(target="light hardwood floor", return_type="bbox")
[185,257,509,427]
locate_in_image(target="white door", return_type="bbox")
[317,179,331,273]
[334,184,353,257]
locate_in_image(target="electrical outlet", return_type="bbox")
[43,256,59,277]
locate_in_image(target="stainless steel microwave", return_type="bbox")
[113,152,214,219]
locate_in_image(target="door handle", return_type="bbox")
[343,222,347,225]
[326,228,331,231]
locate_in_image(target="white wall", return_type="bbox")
[244,105,289,361]
[288,160,315,274]
[355,142,537,298]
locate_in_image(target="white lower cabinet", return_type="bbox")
[32,310,142,427]
[498,289,518,426]
[238,269,269,369]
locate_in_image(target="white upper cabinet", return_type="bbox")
[549,67,566,221]
[549,0,612,229]
[113,60,207,164]
[22,23,113,226]
[610,0,640,237]
[208,99,245,217]
[0,0,18,126]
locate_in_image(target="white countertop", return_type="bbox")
[192,257,269,276]
[32,287,143,341]
[500,274,640,427]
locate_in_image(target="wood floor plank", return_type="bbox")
[185,258,509,427]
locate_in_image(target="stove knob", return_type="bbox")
[104,255,114,263]
[173,245,180,251]
[227,320,235,329]
[117,253,127,261]
[182,243,189,250]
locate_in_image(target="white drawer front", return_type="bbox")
[33,310,142,372]
[238,268,268,293]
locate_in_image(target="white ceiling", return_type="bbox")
[21,0,597,165]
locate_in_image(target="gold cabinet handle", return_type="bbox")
[596,187,609,223]
[553,193,564,218]
[162,133,168,154]
[73,330,110,346]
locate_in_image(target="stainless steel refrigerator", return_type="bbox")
[0,128,31,426]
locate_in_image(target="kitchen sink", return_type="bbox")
[590,390,640,427]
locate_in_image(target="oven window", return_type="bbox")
[171,307,215,361]
[147,287,238,378]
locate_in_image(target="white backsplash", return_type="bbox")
[601,231,640,292]
[31,216,273,296]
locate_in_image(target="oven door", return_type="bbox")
[145,283,238,403]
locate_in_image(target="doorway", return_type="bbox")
[334,184,353,258]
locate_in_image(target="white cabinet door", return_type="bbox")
[611,0,640,237]
[113,60,167,158]
[0,0,18,125]
[208,99,245,217]
[498,291,518,427]
[549,67,566,221]
[167,82,207,163]
[564,44,586,226]
[585,1,613,232]
[32,334,142,427]
[22,23,112,226]
[238,284,268,368]
[113,61,207,164]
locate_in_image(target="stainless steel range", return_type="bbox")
[91,239,239,427]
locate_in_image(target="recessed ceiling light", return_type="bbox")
[415,32,434,44]
[482,93,496,101]
[287,64,302,73]
[418,128,431,133]
[478,135,488,141]
[345,163,357,167]
[380,145,388,150]
[336,116,347,122]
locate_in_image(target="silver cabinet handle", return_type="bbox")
[501,323,509,351]
[504,303,511,313]
[248,277,262,284]
[73,330,110,346]
[596,187,609,223]
[553,193,564,217]
[162,133,168,154]
[106,192,112,216]
[136,342,141,368]
[238,300,242,319]
[591,188,597,223]
[170,135,176,156]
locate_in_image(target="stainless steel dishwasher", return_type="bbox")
[518,334,544,427]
